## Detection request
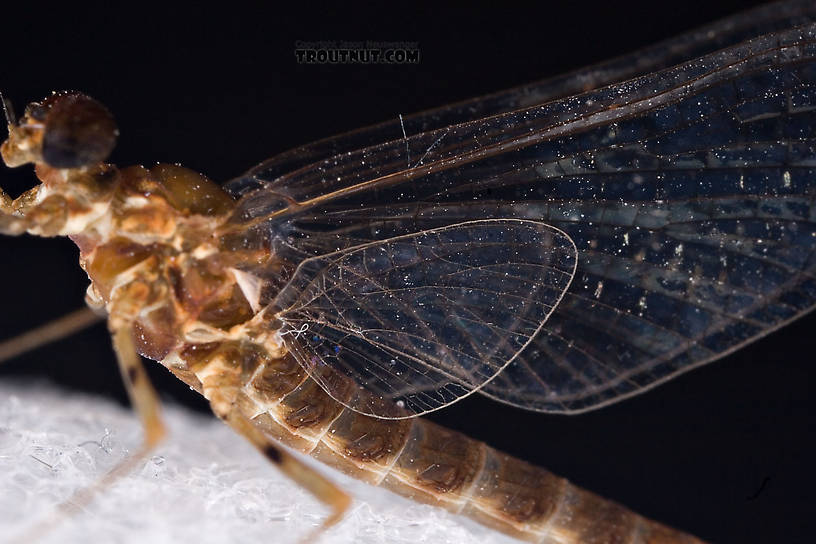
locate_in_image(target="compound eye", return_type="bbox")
[41,93,118,168]
[24,102,48,121]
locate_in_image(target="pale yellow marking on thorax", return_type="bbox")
[191,243,218,259]
[229,268,263,313]
[28,182,113,236]
[122,195,152,208]
[105,257,159,307]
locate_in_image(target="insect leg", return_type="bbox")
[59,323,167,497]
[0,306,103,365]
[110,324,167,447]
[10,323,166,543]
[205,386,351,539]
[52,324,166,510]
[0,185,39,235]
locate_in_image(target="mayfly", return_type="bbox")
[2,1,816,542]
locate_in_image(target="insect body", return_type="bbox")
[0,91,696,543]
[2,2,816,542]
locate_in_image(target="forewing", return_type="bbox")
[224,15,816,414]
[225,1,816,199]
[271,220,577,418]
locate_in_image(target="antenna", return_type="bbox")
[0,91,17,128]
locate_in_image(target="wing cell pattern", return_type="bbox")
[272,221,576,417]
[224,11,816,414]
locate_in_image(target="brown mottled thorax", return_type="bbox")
[79,162,269,361]
[1,92,271,365]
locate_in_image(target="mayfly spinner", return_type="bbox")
[2,1,815,542]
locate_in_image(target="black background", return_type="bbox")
[0,2,813,543]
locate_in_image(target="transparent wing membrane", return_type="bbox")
[224,8,816,414]
[272,221,576,418]
[226,1,816,199]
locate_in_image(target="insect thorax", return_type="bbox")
[1,93,298,409]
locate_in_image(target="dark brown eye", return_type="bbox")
[24,102,47,121]
[41,93,118,168]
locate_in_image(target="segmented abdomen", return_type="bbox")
[166,348,704,543]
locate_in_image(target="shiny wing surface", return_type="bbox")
[270,220,576,418]
[226,0,816,198]
[224,16,816,414]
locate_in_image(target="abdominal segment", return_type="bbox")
[166,341,704,544]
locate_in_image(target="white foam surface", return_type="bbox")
[0,381,517,544]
